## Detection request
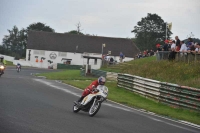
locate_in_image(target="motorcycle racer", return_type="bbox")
[76,76,106,104]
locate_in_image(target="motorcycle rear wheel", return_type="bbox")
[88,102,101,117]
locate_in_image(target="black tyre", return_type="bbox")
[88,102,101,117]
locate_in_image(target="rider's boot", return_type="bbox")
[74,96,84,107]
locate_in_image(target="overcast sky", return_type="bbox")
[0,0,200,45]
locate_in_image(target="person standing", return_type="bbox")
[162,40,169,59]
[179,41,187,52]
[119,52,124,62]
[168,40,176,60]
[175,36,181,51]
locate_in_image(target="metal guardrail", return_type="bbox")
[117,73,200,111]
[91,69,107,77]
[160,83,200,111]
[118,74,161,100]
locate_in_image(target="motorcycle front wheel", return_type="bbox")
[88,102,101,117]
[73,104,81,113]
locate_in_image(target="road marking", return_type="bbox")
[34,79,80,97]
[104,103,131,112]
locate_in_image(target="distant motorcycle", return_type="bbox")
[0,63,5,77]
[16,65,21,72]
[73,85,108,117]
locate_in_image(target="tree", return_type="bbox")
[2,26,21,57]
[2,22,55,58]
[65,22,84,35]
[26,22,55,32]
[131,13,172,51]
[67,30,84,35]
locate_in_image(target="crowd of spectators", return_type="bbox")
[159,37,200,60]
[135,36,200,60]
[135,49,155,59]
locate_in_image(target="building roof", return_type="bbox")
[27,31,140,57]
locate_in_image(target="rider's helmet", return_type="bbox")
[17,63,20,65]
[98,76,106,85]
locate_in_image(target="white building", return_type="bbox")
[25,31,140,69]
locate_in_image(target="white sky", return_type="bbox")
[0,0,200,45]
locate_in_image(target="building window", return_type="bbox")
[58,52,67,57]
[40,50,45,55]
[34,50,45,55]
[34,50,40,55]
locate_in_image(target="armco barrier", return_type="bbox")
[57,64,82,69]
[117,73,200,111]
[160,83,200,111]
[91,69,107,77]
[117,74,161,100]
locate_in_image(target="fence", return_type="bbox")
[91,69,107,77]
[156,51,200,63]
[57,63,82,69]
[117,73,200,111]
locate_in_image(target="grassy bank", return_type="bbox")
[5,60,14,66]
[37,70,200,125]
[101,56,200,88]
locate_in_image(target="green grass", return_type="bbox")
[37,70,96,80]
[101,56,200,88]
[37,70,200,125]
[5,60,14,66]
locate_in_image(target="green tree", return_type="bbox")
[66,30,84,35]
[2,26,22,57]
[2,22,55,58]
[26,22,55,32]
[132,13,172,51]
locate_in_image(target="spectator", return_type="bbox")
[175,36,181,51]
[146,49,150,56]
[119,52,124,62]
[150,50,154,56]
[162,40,169,59]
[144,50,148,57]
[195,43,200,53]
[191,43,200,53]
[106,54,110,62]
[163,40,169,51]
[168,40,176,60]
[109,57,114,65]
[187,38,194,51]
[179,41,187,52]
[138,52,143,58]
[156,44,162,52]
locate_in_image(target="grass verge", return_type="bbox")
[5,60,14,66]
[101,56,200,88]
[37,70,200,125]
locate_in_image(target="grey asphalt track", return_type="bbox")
[0,66,199,133]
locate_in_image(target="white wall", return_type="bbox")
[0,54,14,62]
[26,49,103,69]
